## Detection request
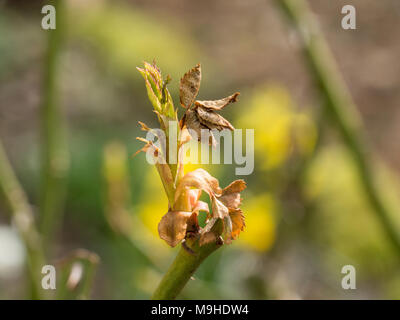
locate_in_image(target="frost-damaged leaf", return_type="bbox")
[192,200,209,215]
[174,168,222,204]
[218,179,246,209]
[180,64,201,109]
[195,106,235,131]
[181,109,217,146]
[187,189,209,217]
[199,217,224,246]
[195,92,240,110]
[225,208,245,243]
[138,121,151,131]
[158,211,192,247]
[211,195,229,219]
[132,137,160,158]
[188,189,202,208]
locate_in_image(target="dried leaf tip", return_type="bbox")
[180,64,201,109]
[178,64,240,144]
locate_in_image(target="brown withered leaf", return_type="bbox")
[158,211,193,247]
[181,108,207,135]
[195,92,240,110]
[199,217,223,246]
[181,91,239,145]
[218,179,246,210]
[226,208,245,242]
[199,232,218,246]
[188,189,202,208]
[181,109,217,146]
[132,137,159,158]
[211,195,229,219]
[174,169,222,204]
[180,64,201,109]
[138,121,150,131]
[192,201,209,215]
[195,106,235,131]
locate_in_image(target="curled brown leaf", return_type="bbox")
[180,64,201,109]
[174,169,222,204]
[218,179,247,210]
[195,92,240,110]
[158,211,193,247]
[225,208,245,243]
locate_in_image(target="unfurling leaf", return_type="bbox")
[138,61,176,120]
[180,64,201,109]
[158,211,193,247]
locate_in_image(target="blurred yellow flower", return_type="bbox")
[238,193,277,252]
[139,168,169,238]
[293,112,317,157]
[237,85,317,170]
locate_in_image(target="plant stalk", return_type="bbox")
[151,239,221,300]
[276,0,400,253]
[0,140,45,299]
[39,0,69,248]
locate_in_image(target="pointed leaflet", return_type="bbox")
[180,64,201,109]
[195,92,240,110]
[137,66,162,112]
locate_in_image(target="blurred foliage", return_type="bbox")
[238,85,317,171]
[67,1,206,90]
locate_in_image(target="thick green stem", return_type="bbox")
[152,239,221,300]
[0,140,45,299]
[39,0,69,247]
[276,0,400,253]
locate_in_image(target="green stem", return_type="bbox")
[39,0,69,248]
[0,140,45,299]
[151,239,221,300]
[276,0,400,253]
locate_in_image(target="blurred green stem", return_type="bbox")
[39,0,70,248]
[151,239,221,300]
[0,140,45,299]
[276,0,400,253]
[56,249,100,300]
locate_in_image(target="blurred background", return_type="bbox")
[1,0,400,299]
